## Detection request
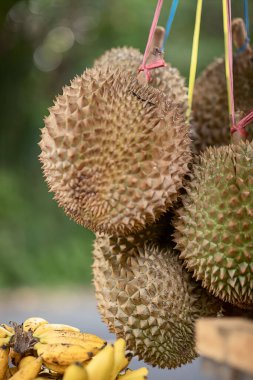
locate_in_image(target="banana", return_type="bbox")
[0,345,9,380]
[8,356,42,380]
[117,368,149,379]
[42,362,68,375]
[35,342,94,366]
[0,337,11,347]
[0,325,14,336]
[111,339,129,379]
[34,324,80,338]
[9,349,22,367]
[18,356,37,370]
[38,331,105,346]
[23,317,48,333]
[0,326,13,339]
[39,336,104,352]
[85,344,114,380]
[63,363,88,380]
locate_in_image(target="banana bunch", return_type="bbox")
[0,318,148,380]
[0,325,14,380]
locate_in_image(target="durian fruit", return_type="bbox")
[191,18,253,154]
[94,46,143,74]
[94,27,188,112]
[95,46,187,109]
[93,235,221,368]
[39,67,191,235]
[174,141,253,308]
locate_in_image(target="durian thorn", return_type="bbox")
[232,18,251,52]
[137,26,165,86]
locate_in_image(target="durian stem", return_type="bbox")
[137,26,165,86]
[232,18,251,52]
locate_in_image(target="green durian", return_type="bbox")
[174,141,253,308]
[93,235,221,369]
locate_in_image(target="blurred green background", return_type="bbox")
[0,0,246,288]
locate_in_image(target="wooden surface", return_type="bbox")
[196,318,253,375]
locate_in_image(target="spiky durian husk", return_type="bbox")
[94,47,188,112]
[97,211,175,256]
[93,236,221,368]
[39,67,191,235]
[174,141,253,308]
[191,49,253,154]
[94,47,142,73]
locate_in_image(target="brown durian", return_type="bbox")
[95,46,187,109]
[94,46,142,74]
[174,141,253,308]
[191,18,253,154]
[39,67,191,235]
[93,235,221,369]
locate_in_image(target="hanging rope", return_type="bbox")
[222,0,235,126]
[187,0,203,119]
[138,0,166,81]
[162,0,180,51]
[223,0,253,138]
[244,0,250,38]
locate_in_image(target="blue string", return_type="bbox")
[162,0,179,51]
[244,0,249,37]
[237,0,250,54]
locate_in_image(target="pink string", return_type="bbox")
[226,0,252,137]
[231,110,253,137]
[139,0,166,81]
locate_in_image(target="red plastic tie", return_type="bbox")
[231,109,253,137]
[139,58,166,81]
[139,0,165,81]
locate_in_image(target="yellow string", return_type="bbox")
[222,0,232,117]
[187,0,203,119]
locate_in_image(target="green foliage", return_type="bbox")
[0,169,94,288]
[0,0,246,287]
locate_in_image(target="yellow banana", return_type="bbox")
[63,363,88,380]
[0,345,9,380]
[23,317,48,333]
[39,336,104,352]
[34,324,80,338]
[8,356,42,380]
[0,326,13,339]
[86,344,114,380]
[18,356,37,370]
[41,362,68,375]
[117,368,149,379]
[35,342,94,366]
[111,339,129,379]
[9,348,22,367]
[0,337,11,347]
[37,331,105,345]
[0,325,14,336]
